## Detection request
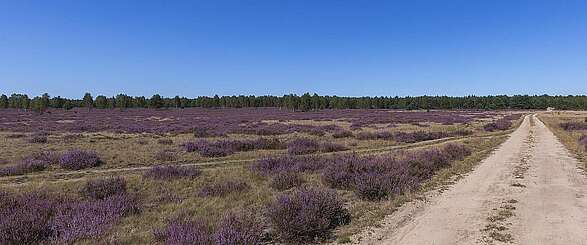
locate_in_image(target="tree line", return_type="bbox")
[1,92,586,112]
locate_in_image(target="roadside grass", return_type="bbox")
[538,112,587,168]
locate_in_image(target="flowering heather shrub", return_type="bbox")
[155,150,178,161]
[157,138,174,145]
[28,135,48,143]
[580,135,587,151]
[559,121,587,131]
[59,150,102,170]
[355,131,394,140]
[198,180,249,197]
[484,118,513,132]
[0,191,58,244]
[214,211,264,245]
[0,151,60,177]
[270,171,305,191]
[185,138,285,157]
[267,187,350,243]
[332,129,353,138]
[154,218,215,245]
[319,141,349,153]
[80,177,127,200]
[287,138,321,155]
[442,143,472,161]
[322,144,471,200]
[143,165,202,180]
[50,194,140,243]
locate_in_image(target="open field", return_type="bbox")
[1,109,525,244]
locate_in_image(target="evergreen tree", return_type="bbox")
[149,94,163,108]
[95,95,108,109]
[83,92,94,109]
[0,94,7,108]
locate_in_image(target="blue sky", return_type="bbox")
[1,0,587,98]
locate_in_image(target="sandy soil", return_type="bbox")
[357,115,587,245]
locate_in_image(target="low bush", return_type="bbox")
[154,218,215,245]
[154,150,177,161]
[270,171,305,191]
[560,121,587,131]
[198,180,249,197]
[184,138,285,157]
[0,191,58,244]
[59,150,102,170]
[393,130,472,143]
[484,118,513,132]
[267,187,350,243]
[332,129,353,138]
[1,190,139,243]
[80,177,127,200]
[322,143,471,200]
[214,211,264,244]
[50,194,140,242]
[155,211,264,245]
[0,151,60,177]
[143,165,202,180]
[355,131,393,140]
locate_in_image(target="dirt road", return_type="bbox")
[359,115,587,244]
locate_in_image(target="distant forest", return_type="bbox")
[1,92,586,112]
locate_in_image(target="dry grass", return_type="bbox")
[538,111,587,168]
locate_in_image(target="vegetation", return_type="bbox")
[2,92,587,111]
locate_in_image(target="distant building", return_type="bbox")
[546,107,555,111]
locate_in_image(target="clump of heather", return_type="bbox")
[0,191,58,244]
[59,150,102,170]
[252,155,328,176]
[0,151,60,177]
[579,135,587,151]
[332,129,353,138]
[319,141,349,153]
[267,187,350,243]
[559,121,587,131]
[143,165,202,180]
[154,150,177,161]
[157,138,173,145]
[80,177,127,200]
[322,144,472,200]
[50,194,140,243]
[355,131,394,140]
[287,138,320,155]
[214,211,264,244]
[484,118,513,131]
[154,218,215,245]
[5,133,26,138]
[270,171,305,191]
[155,211,264,245]
[184,138,285,157]
[198,180,249,197]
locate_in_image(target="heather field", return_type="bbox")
[0,108,524,244]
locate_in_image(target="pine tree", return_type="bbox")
[83,93,94,109]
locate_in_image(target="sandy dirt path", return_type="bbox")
[359,115,587,244]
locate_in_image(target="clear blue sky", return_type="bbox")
[1,0,586,98]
